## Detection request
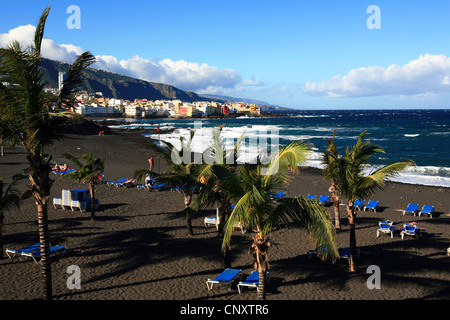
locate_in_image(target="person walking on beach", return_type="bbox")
[148,156,154,171]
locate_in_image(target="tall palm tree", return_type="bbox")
[336,130,414,272]
[135,130,201,236]
[322,130,342,231]
[0,6,96,299]
[0,175,22,259]
[223,142,339,300]
[190,125,246,267]
[63,152,105,221]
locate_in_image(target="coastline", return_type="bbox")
[0,128,449,302]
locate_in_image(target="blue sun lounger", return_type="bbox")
[403,203,419,216]
[21,245,67,264]
[270,192,285,201]
[318,196,329,205]
[377,221,395,238]
[354,199,365,210]
[150,183,166,191]
[206,268,242,292]
[364,200,379,212]
[418,205,434,218]
[237,270,270,293]
[107,178,127,186]
[307,245,336,263]
[53,169,76,176]
[5,243,40,260]
[401,223,420,240]
[306,194,316,200]
[339,247,360,265]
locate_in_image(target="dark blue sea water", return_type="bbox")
[108,109,450,187]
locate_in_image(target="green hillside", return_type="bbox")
[40,58,211,102]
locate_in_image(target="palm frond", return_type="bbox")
[58,51,96,108]
[34,6,51,55]
[283,196,338,261]
[0,175,23,212]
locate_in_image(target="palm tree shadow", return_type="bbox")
[95,203,127,212]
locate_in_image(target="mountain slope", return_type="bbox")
[40,58,209,102]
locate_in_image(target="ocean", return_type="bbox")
[107,109,450,188]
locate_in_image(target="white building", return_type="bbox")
[108,98,124,106]
[124,105,142,118]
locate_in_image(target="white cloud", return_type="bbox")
[0,24,35,47]
[302,54,450,98]
[0,25,257,93]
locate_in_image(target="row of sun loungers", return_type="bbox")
[306,194,329,205]
[377,221,422,239]
[402,204,434,217]
[5,243,67,264]
[53,189,100,212]
[206,268,270,293]
[107,178,169,191]
[352,200,434,217]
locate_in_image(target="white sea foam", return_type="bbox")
[140,123,450,188]
[404,134,420,137]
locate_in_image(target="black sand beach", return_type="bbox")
[0,128,449,304]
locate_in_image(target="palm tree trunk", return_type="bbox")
[89,183,95,221]
[184,193,194,236]
[253,234,268,300]
[347,205,358,272]
[0,214,4,259]
[223,243,231,268]
[219,205,232,268]
[37,203,52,300]
[333,190,341,231]
[257,267,267,300]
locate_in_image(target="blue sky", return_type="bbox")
[1,0,450,109]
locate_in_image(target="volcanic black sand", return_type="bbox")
[0,128,449,312]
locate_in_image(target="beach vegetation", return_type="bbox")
[0,175,22,259]
[221,141,339,300]
[0,6,95,299]
[62,152,105,221]
[331,130,414,272]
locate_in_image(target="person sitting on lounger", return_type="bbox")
[144,174,153,190]
[52,163,68,171]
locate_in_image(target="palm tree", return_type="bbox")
[223,142,339,300]
[336,130,414,272]
[0,6,96,299]
[135,130,201,236]
[190,125,246,267]
[0,175,22,259]
[322,130,342,231]
[63,152,105,221]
